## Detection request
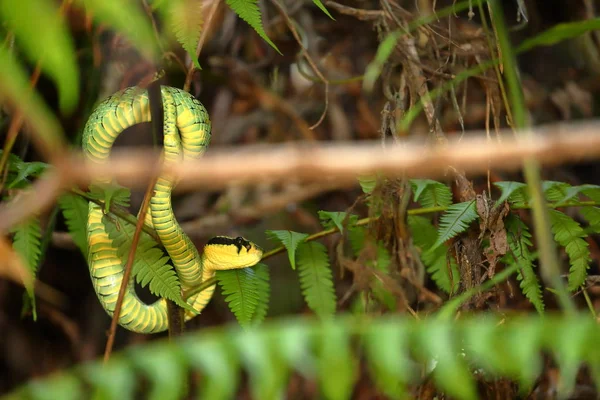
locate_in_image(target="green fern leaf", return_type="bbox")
[216,268,259,328]
[357,174,378,194]
[556,184,600,205]
[266,230,308,270]
[408,215,459,294]
[312,0,334,19]
[549,210,591,291]
[317,323,356,400]
[494,181,528,206]
[58,193,89,255]
[83,359,135,400]
[503,214,544,313]
[318,211,358,233]
[410,179,453,208]
[225,0,282,54]
[251,263,270,325]
[296,241,336,318]
[89,182,130,213]
[11,216,42,319]
[0,0,78,111]
[580,206,600,232]
[129,344,187,400]
[165,0,203,70]
[429,200,478,251]
[581,185,600,202]
[102,215,191,311]
[542,181,573,203]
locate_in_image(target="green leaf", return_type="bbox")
[363,30,401,92]
[363,319,412,398]
[517,18,600,53]
[317,323,356,400]
[225,0,282,54]
[408,215,459,294]
[89,182,131,213]
[251,263,270,325]
[129,344,187,400]
[410,179,453,208]
[494,181,528,206]
[542,180,572,203]
[318,211,358,233]
[549,210,591,291]
[7,160,49,189]
[216,267,259,328]
[58,193,89,255]
[312,0,334,19]
[0,45,67,155]
[296,241,336,318]
[83,358,135,400]
[79,0,158,60]
[102,215,191,311]
[580,206,600,232]
[0,0,79,112]
[10,216,42,319]
[266,230,308,270]
[357,174,379,194]
[581,185,600,202]
[556,184,600,205]
[347,226,391,272]
[429,200,478,251]
[503,214,544,313]
[162,0,203,70]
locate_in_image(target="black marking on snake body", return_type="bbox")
[207,236,252,253]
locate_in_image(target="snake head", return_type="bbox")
[204,236,263,270]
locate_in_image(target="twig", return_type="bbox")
[5,121,600,232]
[270,0,329,129]
[103,175,157,363]
[183,0,222,92]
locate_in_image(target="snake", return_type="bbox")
[82,85,263,334]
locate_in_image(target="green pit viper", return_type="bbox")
[82,85,263,334]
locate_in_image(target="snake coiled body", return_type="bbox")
[83,86,262,333]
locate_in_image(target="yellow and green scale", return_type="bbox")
[82,86,262,333]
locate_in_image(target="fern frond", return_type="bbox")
[494,181,528,206]
[410,179,453,208]
[503,214,544,313]
[11,216,42,318]
[216,267,259,328]
[102,215,190,311]
[266,230,308,270]
[225,0,281,54]
[166,0,203,70]
[58,193,89,255]
[357,174,378,194]
[318,211,358,234]
[251,263,270,325]
[11,314,600,400]
[429,200,478,251]
[88,182,131,213]
[549,210,591,291]
[580,184,600,202]
[580,206,600,231]
[296,241,336,318]
[542,180,573,203]
[408,215,459,294]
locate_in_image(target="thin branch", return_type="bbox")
[183,0,222,92]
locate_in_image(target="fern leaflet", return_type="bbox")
[11,216,42,318]
[494,181,528,206]
[58,193,89,255]
[318,210,358,234]
[165,0,203,69]
[216,267,259,328]
[296,241,336,318]
[251,263,270,325]
[549,210,591,291]
[408,215,459,294]
[410,179,453,208]
[503,214,544,313]
[542,181,573,203]
[429,200,478,251]
[312,0,334,19]
[225,0,281,54]
[102,215,191,311]
[580,206,600,231]
[266,230,308,270]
